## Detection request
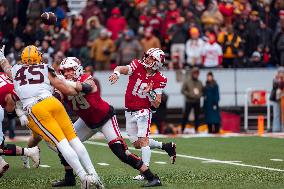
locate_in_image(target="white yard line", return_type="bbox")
[84,141,284,172]
[155,161,167,164]
[270,159,283,162]
[97,163,110,166]
[39,164,50,168]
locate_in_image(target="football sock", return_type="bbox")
[149,139,162,149]
[142,168,155,181]
[69,137,98,176]
[141,146,151,167]
[57,138,86,180]
[65,168,75,178]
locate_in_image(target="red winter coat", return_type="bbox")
[106,16,127,40]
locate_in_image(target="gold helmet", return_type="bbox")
[21,45,42,65]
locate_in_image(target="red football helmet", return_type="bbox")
[142,48,165,70]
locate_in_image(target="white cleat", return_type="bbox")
[90,174,104,189]
[133,174,145,181]
[21,156,30,169]
[81,174,104,189]
[25,146,40,168]
[0,157,9,178]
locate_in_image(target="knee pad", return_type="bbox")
[58,151,70,167]
[109,138,143,170]
[1,144,16,156]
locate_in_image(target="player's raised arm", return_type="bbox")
[109,65,129,84]
[0,45,12,79]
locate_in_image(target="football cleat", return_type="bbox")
[25,146,40,168]
[52,178,76,187]
[162,142,176,164]
[21,156,30,169]
[81,174,104,189]
[0,157,9,178]
[143,176,162,187]
[133,174,145,180]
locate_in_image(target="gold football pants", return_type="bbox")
[27,97,77,145]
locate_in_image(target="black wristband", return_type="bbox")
[81,83,93,94]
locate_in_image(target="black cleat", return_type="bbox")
[162,142,176,164]
[52,177,76,187]
[143,177,162,187]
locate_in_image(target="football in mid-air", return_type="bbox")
[41,12,57,25]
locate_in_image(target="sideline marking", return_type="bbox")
[85,141,284,172]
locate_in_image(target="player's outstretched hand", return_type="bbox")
[0,45,5,60]
[144,81,154,93]
[109,73,119,85]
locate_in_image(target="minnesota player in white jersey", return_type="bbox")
[0,45,104,189]
[109,48,176,180]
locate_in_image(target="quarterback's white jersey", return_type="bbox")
[11,64,53,109]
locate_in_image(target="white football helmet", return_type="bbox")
[59,57,83,80]
[142,48,165,70]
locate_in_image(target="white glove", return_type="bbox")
[0,45,5,61]
[19,115,29,127]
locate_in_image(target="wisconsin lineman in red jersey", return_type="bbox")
[0,72,40,177]
[26,57,161,187]
[109,48,176,180]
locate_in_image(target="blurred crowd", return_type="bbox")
[0,0,284,70]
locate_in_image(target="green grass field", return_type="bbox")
[1,136,284,189]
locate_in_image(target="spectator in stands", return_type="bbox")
[168,16,188,68]
[70,15,88,57]
[270,67,284,132]
[79,39,93,68]
[21,23,36,46]
[218,0,234,25]
[249,51,264,67]
[39,39,54,65]
[123,0,140,33]
[218,24,242,68]
[87,16,104,42]
[273,10,284,66]
[185,27,204,68]
[257,21,273,49]
[45,0,65,28]
[204,72,221,134]
[80,0,104,25]
[90,29,115,70]
[26,0,46,26]
[52,50,65,74]
[106,7,127,41]
[6,37,23,66]
[233,48,249,68]
[245,11,261,56]
[140,27,161,52]
[116,29,142,66]
[181,67,203,133]
[8,17,23,50]
[201,1,224,29]
[162,0,180,38]
[0,3,11,42]
[148,6,163,37]
[201,33,223,68]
